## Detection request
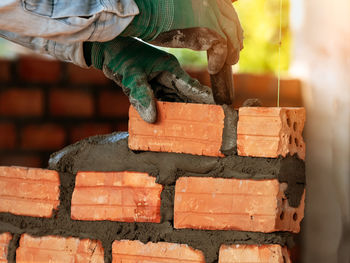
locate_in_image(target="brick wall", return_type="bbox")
[0,56,303,168]
[0,102,306,262]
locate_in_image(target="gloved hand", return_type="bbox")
[121,0,244,74]
[85,36,214,123]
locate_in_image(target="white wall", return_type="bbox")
[290,0,350,262]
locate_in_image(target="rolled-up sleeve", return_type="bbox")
[0,0,139,66]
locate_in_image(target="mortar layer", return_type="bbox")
[49,132,305,207]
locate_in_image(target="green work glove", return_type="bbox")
[86,36,214,123]
[121,0,244,74]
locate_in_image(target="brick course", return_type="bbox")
[71,171,163,222]
[174,177,304,233]
[16,234,104,263]
[112,240,205,263]
[0,166,60,217]
[129,101,225,157]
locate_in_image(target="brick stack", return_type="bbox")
[0,101,305,262]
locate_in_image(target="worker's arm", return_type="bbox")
[121,0,244,74]
[0,0,139,67]
[85,36,214,123]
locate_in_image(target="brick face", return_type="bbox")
[71,171,163,222]
[70,123,112,143]
[0,166,60,217]
[128,101,225,157]
[0,123,16,149]
[99,90,130,117]
[18,56,61,83]
[16,234,104,263]
[0,233,12,263]
[0,89,43,117]
[50,89,94,117]
[237,107,306,160]
[219,244,291,263]
[112,240,205,263]
[174,177,304,233]
[21,124,66,150]
[67,64,110,85]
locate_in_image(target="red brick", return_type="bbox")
[71,171,163,222]
[0,166,60,217]
[237,107,306,160]
[99,90,130,118]
[21,124,66,150]
[0,233,12,263]
[129,101,226,157]
[50,89,94,117]
[18,56,61,83]
[219,244,291,263]
[0,60,11,83]
[0,89,43,117]
[112,240,205,263]
[0,123,16,149]
[0,154,42,168]
[70,123,112,143]
[174,177,305,233]
[16,234,104,263]
[67,64,110,85]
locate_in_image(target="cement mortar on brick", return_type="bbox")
[0,133,303,263]
[49,132,305,208]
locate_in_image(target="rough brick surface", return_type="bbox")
[50,89,94,117]
[0,233,12,263]
[0,89,43,117]
[21,124,66,150]
[174,177,305,233]
[71,171,163,222]
[0,123,16,150]
[112,240,205,263]
[16,234,104,263]
[237,107,306,160]
[129,101,225,157]
[219,244,291,263]
[0,167,60,217]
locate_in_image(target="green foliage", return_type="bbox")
[165,0,290,73]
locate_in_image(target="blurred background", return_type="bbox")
[0,0,348,262]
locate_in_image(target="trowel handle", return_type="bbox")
[209,63,234,105]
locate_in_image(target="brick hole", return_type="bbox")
[280,211,285,220]
[293,212,298,221]
[289,135,292,145]
[294,137,299,147]
[286,116,291,127]
[250,215,254,220]
[293,122,297,131]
